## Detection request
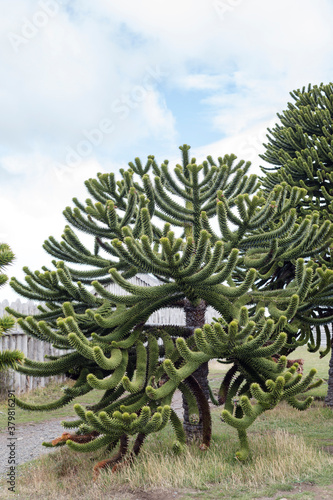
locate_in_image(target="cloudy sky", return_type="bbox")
[1,0,333,302]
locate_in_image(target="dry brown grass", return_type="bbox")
[2,425,331,500]
[107,429,329,490]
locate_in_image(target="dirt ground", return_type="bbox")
[109,482,333,500]
[256,482,333,500]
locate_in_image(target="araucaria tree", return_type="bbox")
[260,83,333,406]
[0,244,24,371]
[7,145,333,475]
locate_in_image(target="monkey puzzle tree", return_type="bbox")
[6,145,333,475]
[0,244,24,371]
[260,83,333,406]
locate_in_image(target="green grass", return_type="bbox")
[0,378,101,427]
[288,345,330,380]
[282,345,329,400]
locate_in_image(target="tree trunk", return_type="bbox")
[182,299,210,442]
[324,335,333,407]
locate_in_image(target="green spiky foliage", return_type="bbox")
[6,145,333,472]
[261,83,333,221]
[147,315,319,460]
[0,244,24,370]
[260,83,333,406]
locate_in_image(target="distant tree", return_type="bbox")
[0,244,24,370]
[260,83,333,406]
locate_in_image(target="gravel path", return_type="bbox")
[0,392,184,477]
[0,417,78,477]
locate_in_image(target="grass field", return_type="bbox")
[0,346,332,500]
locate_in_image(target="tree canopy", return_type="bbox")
[5,144,333,475]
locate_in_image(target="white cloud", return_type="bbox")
[193,118,278,174]
[175,74,228,91]
[1,0,333,158]
[0,156,107,302]
[0,1,175,162]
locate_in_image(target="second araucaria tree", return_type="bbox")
[7,145,333,475]
[260,83,333,406]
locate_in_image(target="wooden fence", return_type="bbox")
[0,299,67,395]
